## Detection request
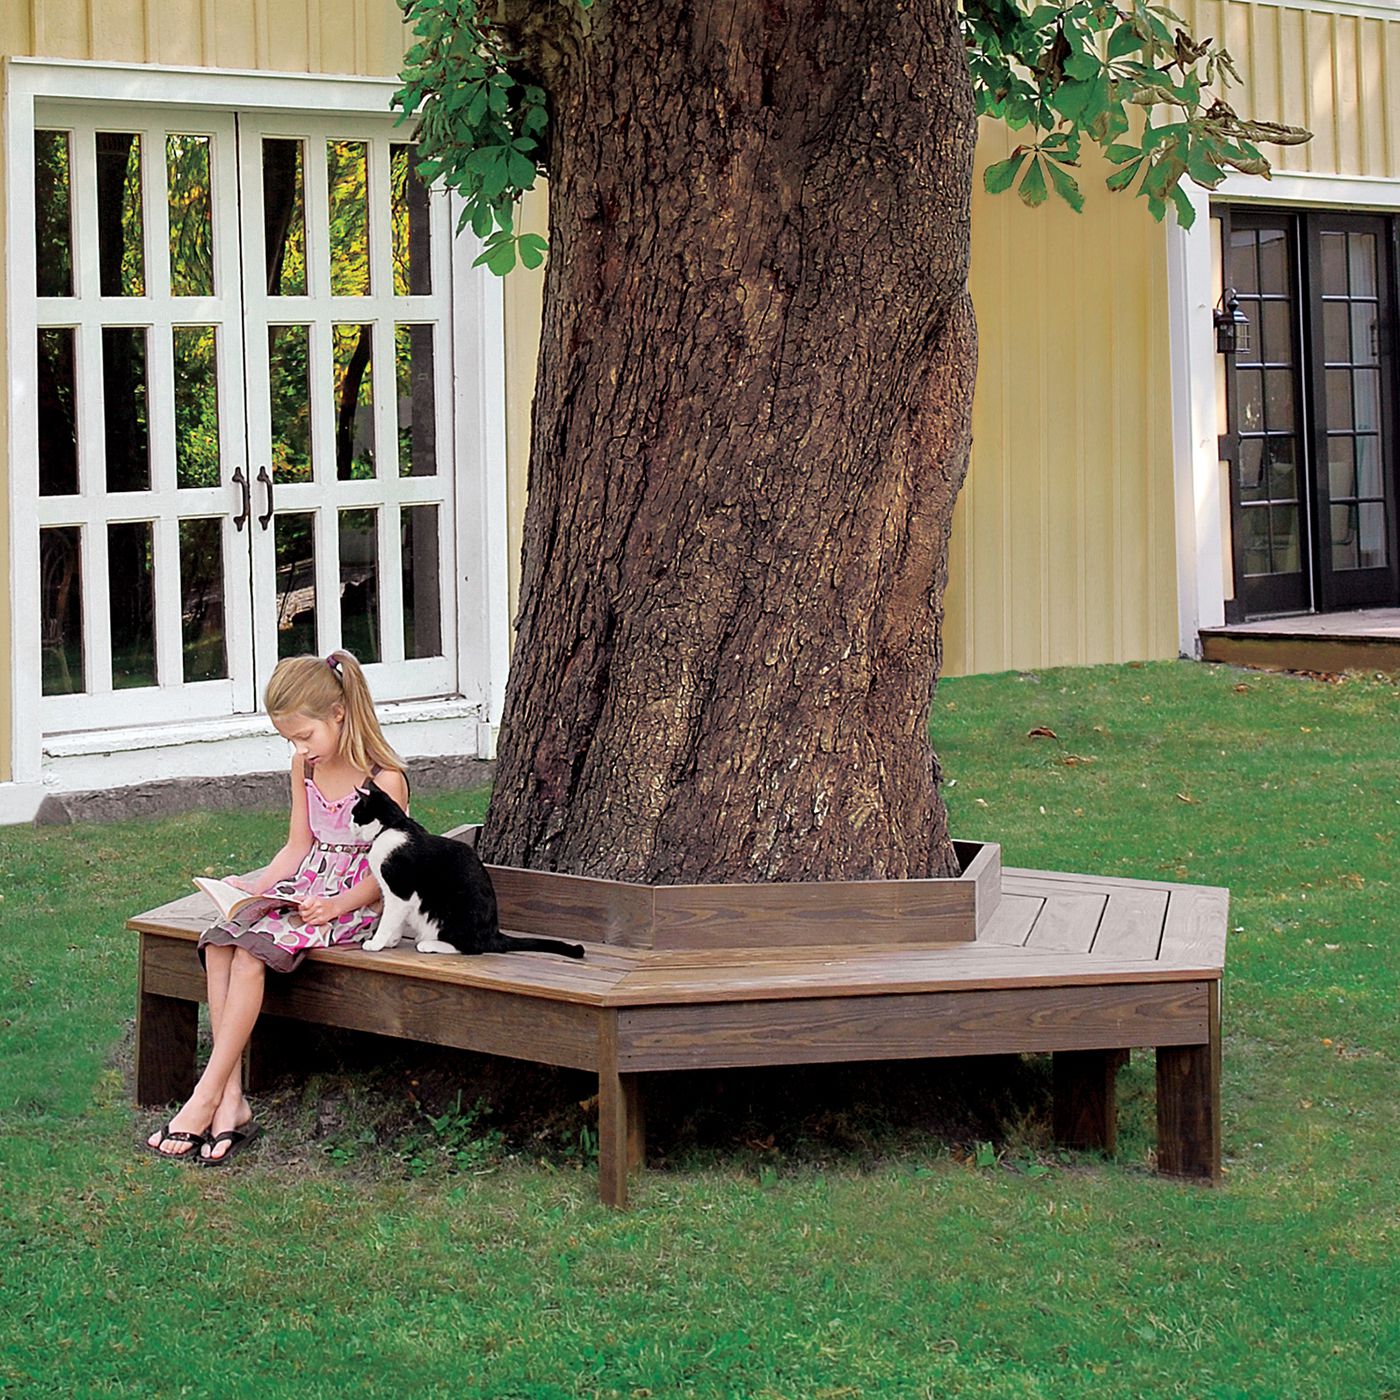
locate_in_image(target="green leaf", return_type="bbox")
[1047,160,1085,211]
[1171,183,1197,227]
[1107,23,1145,58]
[983,150,1028,194]
[1105,157,1142,192]
[518,232,548,269]
[1018,157,1049,207]
[506,150,538,188]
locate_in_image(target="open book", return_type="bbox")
[193,876,303,922]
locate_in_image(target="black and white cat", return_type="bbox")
[348,780,584,959]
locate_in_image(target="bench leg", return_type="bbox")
[1155,983,1222,1182]
[135,991,198,1107]
[245,1013,304,1094]
[597,1016,645,1208]
[1053,1048,1128,1153]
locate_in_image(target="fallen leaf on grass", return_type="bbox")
[1027,727,1058,739]
[1059,754,1096,766]
[1233,683,1250,693]
[1176,792,1197,804]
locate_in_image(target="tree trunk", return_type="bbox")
[480,0,978,885]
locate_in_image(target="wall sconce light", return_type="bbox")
[1214,288,1251,357]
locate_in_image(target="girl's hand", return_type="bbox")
[298,894,341,928]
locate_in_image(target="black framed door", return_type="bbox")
[1219,206,1400,617]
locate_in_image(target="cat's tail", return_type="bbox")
[495,933,586,959]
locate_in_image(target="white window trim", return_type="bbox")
[5,57,512,800]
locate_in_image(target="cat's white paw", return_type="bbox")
[416,939,459,955]
[363,934,393,952]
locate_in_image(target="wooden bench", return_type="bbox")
[130,864,1227,1205]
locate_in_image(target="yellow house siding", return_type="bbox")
[942,124,1179,678]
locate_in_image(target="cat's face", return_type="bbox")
[348,779,397,840]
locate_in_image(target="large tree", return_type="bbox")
[397,0,1304,885]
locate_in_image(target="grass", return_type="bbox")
[1,659,1397,1398]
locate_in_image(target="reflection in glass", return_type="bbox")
[269,325,312,483]
[339,508,380,663]
[263,139,307,296]
[1257,228,1287,295]
[391,144,432,295]
[1270,504,1300,574]
[35,130,74,297]
[1241,505,1270,575]
[1327,436,1355,500]
[401,504,441,659]
[1229,229,1257,295]
[1268,437,1297,502]
[103,327,150,492]
[38,327,79,496]
[333,324,375,480]
[1348,233,1377,298]
[1353,369,1380,434]
[1235,369,1263,432]
[1356,435,1382,500]
[167,134,215,297]
[1326,369,1352,431]
[1320,232,1347,294]
[1322,303,1349,365]
[327,140,370,297]
[96,132,145,297]
[1264,369,1294,430]
[396,324,437,477]
[1359,501,1387,568]
[173,327,221,488]
[1352,304,1378,365]
[1331,504,1358,571]
[275,512,317,658]
[1260,301,1291,365]
[40,526,84,695]
[109,520,157,688]
[1238,439,1266,501]
[179,517,227,681]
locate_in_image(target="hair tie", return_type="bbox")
[326,655,341,675]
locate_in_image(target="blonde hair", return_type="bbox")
[264,650,405,778]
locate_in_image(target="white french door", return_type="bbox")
[29,99,458,732]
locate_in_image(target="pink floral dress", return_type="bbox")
[197,772,385,974]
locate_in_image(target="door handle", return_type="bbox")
[232,466,250,531]
[257,466,274,530]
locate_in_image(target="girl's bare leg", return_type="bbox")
[148,946,264,1156]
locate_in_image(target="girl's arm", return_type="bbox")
[300,768,409,925]
[233,757,314,893]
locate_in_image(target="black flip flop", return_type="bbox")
[199,1121,261,1167]
[146,1122,208,1161]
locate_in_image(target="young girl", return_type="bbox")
[146,649,409,1164]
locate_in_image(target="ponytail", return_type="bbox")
[264,650,405,778]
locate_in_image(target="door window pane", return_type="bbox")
[1238,438,1267,501]
[275,512,317,658]
[1322,303,1349,365]
[396,324,437,477]
[1257,228,1288,294]
[1353,369,1380,433]
[1359,501,1387,568]
[179,517,227,681]
[1331,504,1358,571]
[263,139,307,296]
[1348,233,1377,298]
[40,526,84,695]
[1351,304,1378,365]
[173,326,221,488]
[1264,369,1294,430]
[1260,301,1292,364]
[1320,232,1347,294]
[1356,435,1382,499]
[167,134,215,297]
[339,508,380,663]
[327,140,370,297]
[34,130,74,298]
[333,324,375,480]
[1268,436,1297,502]
[1241,505,1270,575]
[109,520,157,688]
[1326,369,1352,431]
[38,327,79,496]
[1235,369,1263,432]
[401,504,441,659]
[391,144,432,296]
[1270,504,1301,574]
[1229,229,1258,295]
[1327,437,1355,500]
[103,327,150,492]
[96,132,145,297]
[269,325,312,483]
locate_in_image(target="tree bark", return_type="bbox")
[480,0,978,885]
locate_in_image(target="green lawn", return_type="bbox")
[2,660,1396,1398]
